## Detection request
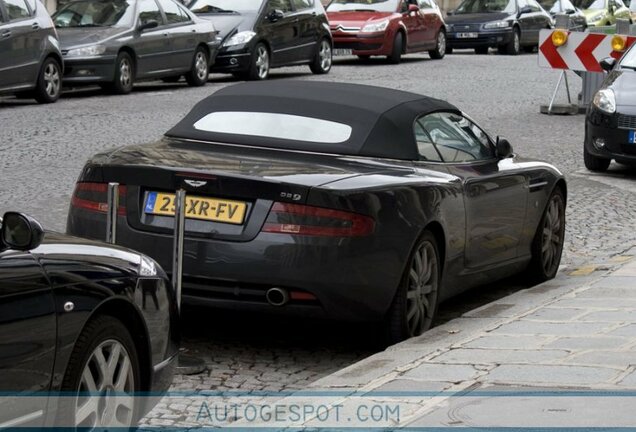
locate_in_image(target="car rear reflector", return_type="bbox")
[261,202,374,237]
[71,182,127,215]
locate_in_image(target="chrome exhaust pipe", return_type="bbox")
[266,287,289,306]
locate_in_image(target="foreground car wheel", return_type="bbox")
[59,316,140,428]
[429,30,446,59]
[34,57,62,104]
[310,38,332,74]
[387,32,404,64]
[247,43,270,80]
[186,47,209,87]
[584,145,611,172]
[384,232,440,345]
[528,188,565,283]
[502,28,520,55]
[107,52,134,94]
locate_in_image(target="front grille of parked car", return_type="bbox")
[448,23,482,32]
[617,114,636,129]
[332,42,382,50]
[330,25,361,33]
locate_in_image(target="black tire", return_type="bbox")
[310,38,332,74]
[161,75,182,83]
[428,30,446,59]
[475,46,489,54]
[522,45,536,53]
[527,188,566,283]
[185,46,209,87]
[584,145,611,172]
[107,52,134,94]
[33,57,62,104]
[247,42,270,80]
[384,231,441,345]
[503,27,520,55]
[387,32,404,64]
[58,315,141,428]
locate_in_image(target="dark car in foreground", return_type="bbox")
[446,0,552,54]
[584,51,636,171]
[188,0,332,80]
[326,0,447,63]
[52,0,220,94]
[67,81,566,344]
[537,0,586,30]
[0,0,62,103]
[0,211,178,428]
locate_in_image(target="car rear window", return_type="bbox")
[193,111,353,144]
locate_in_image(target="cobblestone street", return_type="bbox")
[2,50,636,423]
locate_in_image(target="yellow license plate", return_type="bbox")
[144,192,247,225]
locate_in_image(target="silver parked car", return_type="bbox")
[0,0,63,103]
[52,0,220,94]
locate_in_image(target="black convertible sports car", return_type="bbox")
[0,211,178,428]
[67,81,566,343]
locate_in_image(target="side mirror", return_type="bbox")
[518,5,532,15]
[599,56,616,71]
[268,9,284,22]
[138,19,159,31]
[496,137,513,158]
[408,4,420,13]
[1,212,44,251]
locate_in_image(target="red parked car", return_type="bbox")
[326,0,447,63]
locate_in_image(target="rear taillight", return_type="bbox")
[71,182,127,215]
[262,202,374,237]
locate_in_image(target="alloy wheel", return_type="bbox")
[406,240,439,336]
[74,339,135,428]
[437,31,446,56]
[195,51,208,81]
[319,40,332,71]
[44,62,61,98]
[540,194,564,276]
[514,31,520,54]
[255,46,269,79]
[119,59,132,88]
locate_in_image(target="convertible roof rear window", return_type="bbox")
[193,111,353,144]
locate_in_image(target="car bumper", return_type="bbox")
[447,28,513,48]
[67,210,403,322]
[210,45,252,73]
[62,55,117,84]
[585,106,636,164]
[331,31,390,55]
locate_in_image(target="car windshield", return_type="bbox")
[53,0,135,27]
[620,45,636,68]
[187,0,260,13]
[572,0,604,9]
[538,0,576,12]
[326,0,400,13]
[454,0,517,13]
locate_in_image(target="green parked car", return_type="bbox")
[573,0,631,26]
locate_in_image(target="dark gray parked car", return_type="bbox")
[0,0,63,103]
[52,0,220,94]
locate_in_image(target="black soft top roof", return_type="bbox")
[165,81,461,160]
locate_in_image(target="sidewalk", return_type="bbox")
[300,250,636,428]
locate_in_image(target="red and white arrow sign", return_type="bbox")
[538,29,636,72]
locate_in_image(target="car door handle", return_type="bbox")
[31,22,39,29]
[1,30,10,38]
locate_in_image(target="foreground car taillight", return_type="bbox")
[262,202,374,237]
[71,182,127,215]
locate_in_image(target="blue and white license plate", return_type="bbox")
[629,130,636,144]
